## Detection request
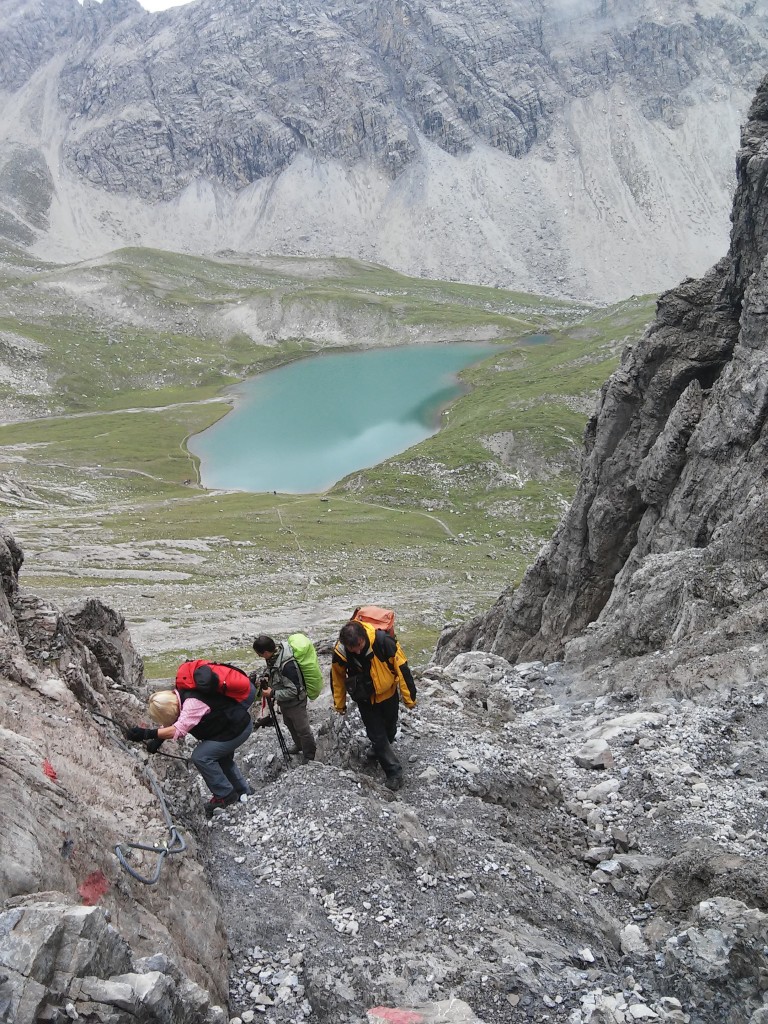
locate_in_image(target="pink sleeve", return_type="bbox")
[172,696,210,739]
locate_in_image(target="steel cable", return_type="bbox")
[89,708,188,885]
[114,765,187,885]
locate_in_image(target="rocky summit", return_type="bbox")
[0,0,767,300]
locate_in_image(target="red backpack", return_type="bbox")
[353,605,396,638]
[175,659,252,702]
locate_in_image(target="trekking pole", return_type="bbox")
[265,692,292,767]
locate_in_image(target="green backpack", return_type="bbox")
[287,632,324,700]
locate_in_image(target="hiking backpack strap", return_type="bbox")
[274,644,306,699]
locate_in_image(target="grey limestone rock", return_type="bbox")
[43,0,767,201]
[0,902,226,1024]
[436,72,768,697]
[636,380,704,508]
[5,528,768,1022]
[0,529,228,1019]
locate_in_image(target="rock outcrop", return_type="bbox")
[435,74,768,698]
[0,902,225,1024]
[0,0,766,299]
[0,526,227,1023]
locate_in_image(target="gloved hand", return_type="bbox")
[146,737,165,753]
[126,726,159,742]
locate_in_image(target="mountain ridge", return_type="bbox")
[0,0,766,300]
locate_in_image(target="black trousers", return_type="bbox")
[356,692,402,779]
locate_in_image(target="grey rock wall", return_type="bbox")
[0,526,228,1021]
[0,901,225,1024]
[42,0,766,202]
[435,72,768,697]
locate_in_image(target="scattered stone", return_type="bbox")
[575,738,614,769]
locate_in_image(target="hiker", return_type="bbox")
[176,660,257,710]
[126,684,254,817]
[331,619,416,791]
[252,634,317,763]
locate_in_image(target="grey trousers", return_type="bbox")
[191,719,253,797]
[280,698,316,759]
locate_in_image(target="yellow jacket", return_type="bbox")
[331,621,416,712]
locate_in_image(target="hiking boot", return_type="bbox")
[237,783,255,801]
[286,744,301,755]
[384,774,404,792]
[204,790,240,819]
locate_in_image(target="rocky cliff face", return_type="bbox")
[435,73,768,700]
[0,0,766,299]
[0,525,227,1023]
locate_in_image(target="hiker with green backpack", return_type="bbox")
[252,633,323,763]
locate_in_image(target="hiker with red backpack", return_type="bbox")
[331,610,417,791]
[126,661,256,818]
[252,634,317,763]
[175,659,257,709]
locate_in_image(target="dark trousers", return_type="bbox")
[356,692,402,779]
[191,719,253,797]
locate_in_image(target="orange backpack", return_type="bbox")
[352,605,396,638]
[175,659,252,702]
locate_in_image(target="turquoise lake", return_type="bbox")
[188,343,496,493]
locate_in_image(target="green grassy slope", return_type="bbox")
[0,244,656,673]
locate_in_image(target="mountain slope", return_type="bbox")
[0,0,766,300]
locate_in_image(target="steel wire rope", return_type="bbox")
[89,709,188,885]
[114,765,187,885]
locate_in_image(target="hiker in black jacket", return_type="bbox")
[126,686,254,817]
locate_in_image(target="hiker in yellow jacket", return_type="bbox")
[331,619,416,791]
